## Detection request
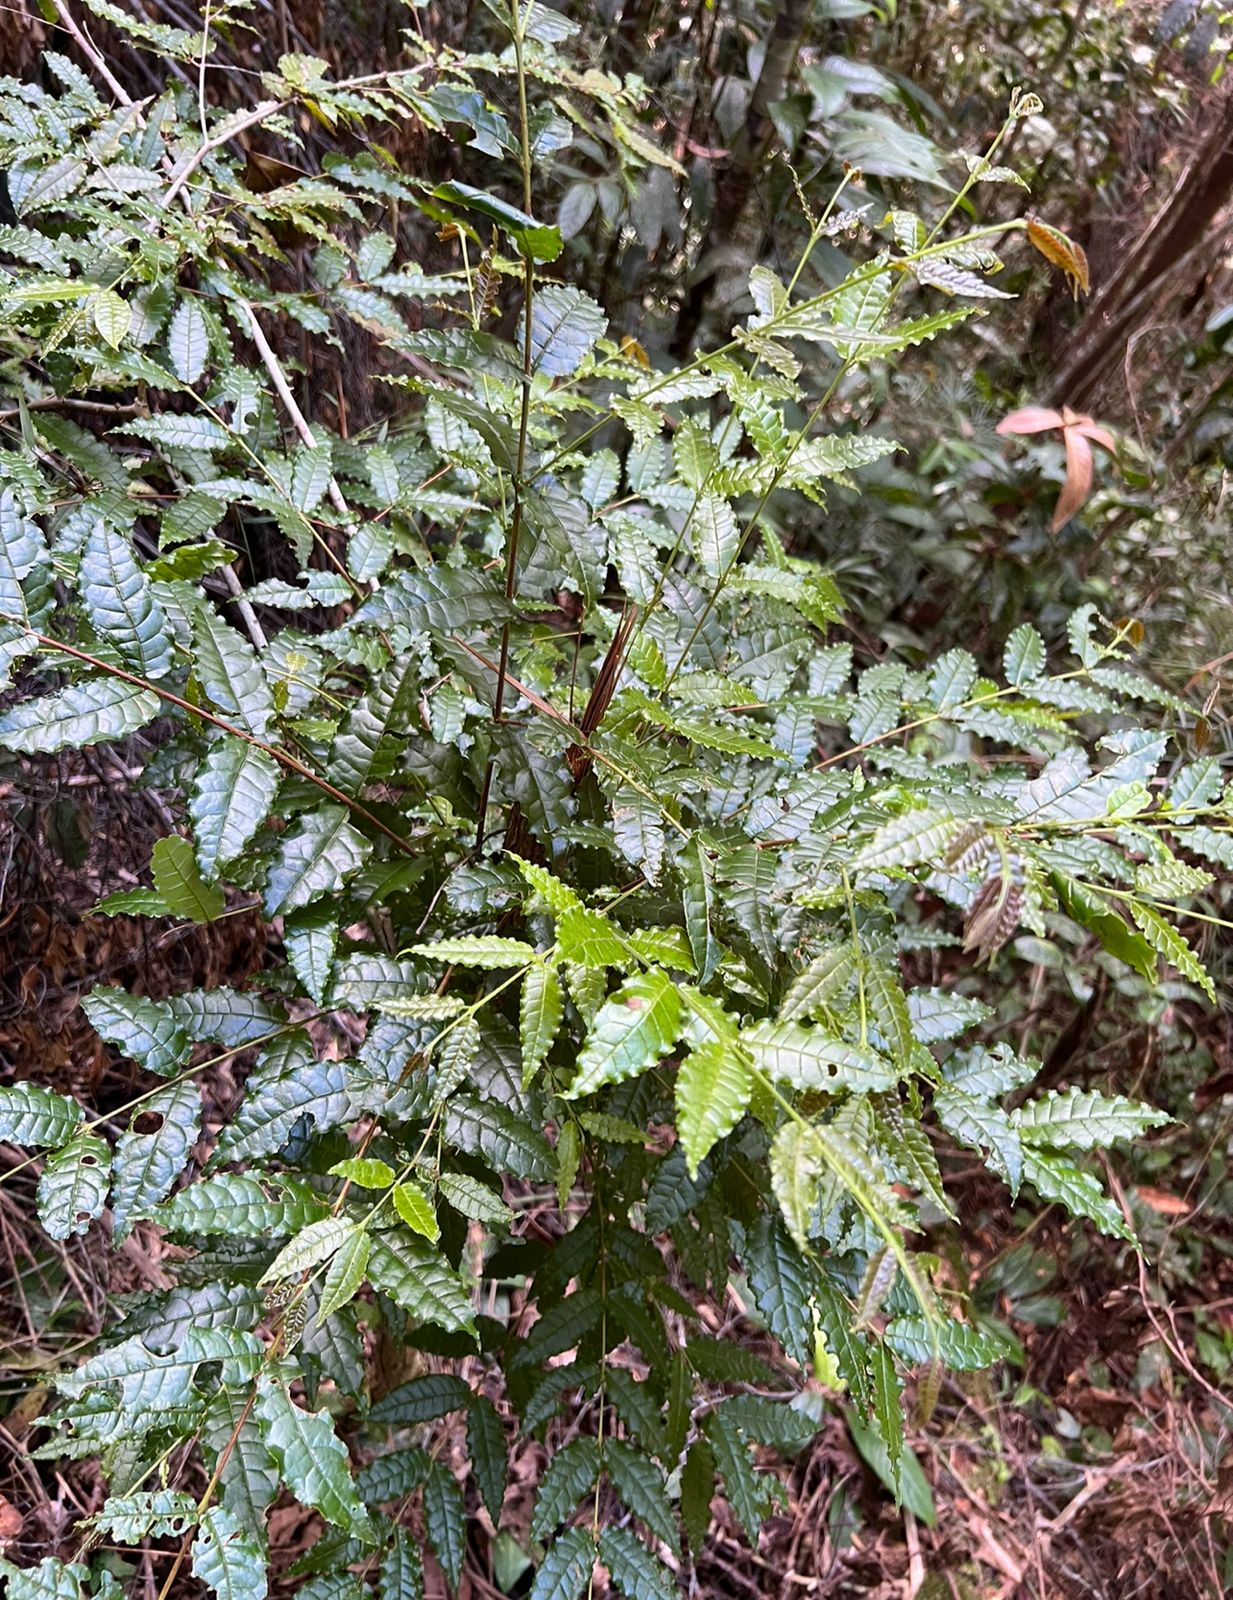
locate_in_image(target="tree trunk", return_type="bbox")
[1049,87,1233,410]
[671,0,811,355]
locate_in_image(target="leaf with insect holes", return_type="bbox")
[253,1376,371,1537]
[36,1134,111,1240]
[564,973,682,1098]
[111,1080,201,1242]
[191,1505,267,1600]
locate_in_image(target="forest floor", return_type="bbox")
[1,751,1230,1600]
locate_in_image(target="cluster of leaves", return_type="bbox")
[0,5,1228,1598]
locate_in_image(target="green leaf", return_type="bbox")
[423,1462,465,1590]
[0,1083,82,1147]
[770,1122,823,1252]
[254,1375,371,1536]
[467,1394,507,1525]
[0,487,49,625]
[676,1039,751,1177]
[862,962,914,1070]
[1004,623,1045,685]
[0,1558,90,1599]
[564,973,682,1098]
[1127,902,1217,1001]
[264,805,372,916]
[528,1527,594,1600]
[330,1157,394,1188]
[531,1438,600,1540]
[151,834,225,923]
[1022,1150,1134,1241]
[111,1079,200,1241]
[36,1133,110,1239]
[934,1086,1022,1197]
[743,1021,898,1094]
[598,1528,675,1600]
[885,1316,1016,1371]
[869,1340,904,1499]
[79,518,173,677]
[392,1181,440,1242]
[191,1506,268,1600]
[366,1236,477,1336]
[0,676,160,753]
[432,181,562,261]
[82,986,190,1076]
[261,1217,359,1284]
[846,1413,935,1526]
[530,283,607,377]
[92,887,172,916]
[520,961,563,1084]
[370,1374,473,1426]
[439,1172,512,1226]
[168,296,210,384]
[703,1409,773,1544]
[1051,878,1157,982]
[316,1228,372,1325]
[779,946,857,1021]
[193,605,276,738]
[745,1215,815,1368]
[852,810,961,872]
[381,1529,425,1600]
[284,904,339,1005]
[92,287,132,347]
[679,1438,715,1554]
[610,786,666,885]
[680,839,720,983]
[190,737,280,881]
[358,1449,432,1505]
[604,1440,677,1549]
[157,1172,330,1237]
[1014,1090,1169,1150]
[554,907,627,968]
[409,936,536,969]
[692,491,739,576]
[556,1118,582,1211]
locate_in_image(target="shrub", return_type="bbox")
[0,10,1225,1598]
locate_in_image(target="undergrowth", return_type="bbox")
[0,5,1228,1598]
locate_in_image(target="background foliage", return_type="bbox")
[0,3,1231,1598]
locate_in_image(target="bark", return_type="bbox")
[671,0,811,354]
[1049,87,1233,410]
